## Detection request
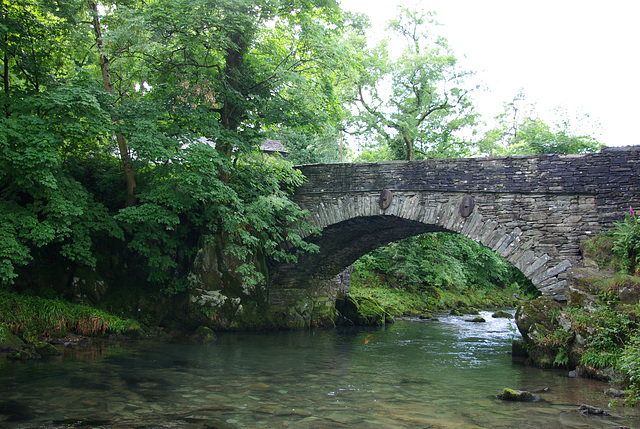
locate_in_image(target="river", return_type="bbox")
[1,310,639,428]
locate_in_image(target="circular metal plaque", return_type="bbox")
[459,194,474,218]
[379,189,393,210]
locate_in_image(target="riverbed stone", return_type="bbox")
[492,310,513,318]
[33,341,61,357]
[191,326,216,343]
[496,388,538,402]
[465,316,486,323]
[0,331,25,351]
[579,404,609,416]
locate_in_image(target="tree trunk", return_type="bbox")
[89,1,136,207]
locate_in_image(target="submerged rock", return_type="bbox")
[604,388,626,398]
[492,310,513,319]
[579,404,609,416]
[191,326,217,343]
[33,341,61,357]
[496,388,538,402]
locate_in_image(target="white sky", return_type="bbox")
[339,0,640,147]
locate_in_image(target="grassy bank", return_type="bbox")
[0,289,142,344]
[349,270,522,317]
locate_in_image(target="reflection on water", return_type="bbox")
[1,311,639,428]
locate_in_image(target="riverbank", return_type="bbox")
[347,277,521,320]
[514,235,640,405]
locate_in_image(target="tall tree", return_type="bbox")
[88,1,136,206]
[478,92,603,156]
[349,8,478,160]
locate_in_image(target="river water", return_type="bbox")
[1,310,639,428]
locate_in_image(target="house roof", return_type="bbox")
[261,139,288,154]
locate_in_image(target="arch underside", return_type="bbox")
[270,191,600,300]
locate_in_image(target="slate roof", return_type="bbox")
[261,139,289,155]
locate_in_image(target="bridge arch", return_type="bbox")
[267,147,640,325]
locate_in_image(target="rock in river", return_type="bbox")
[496,388,539,402]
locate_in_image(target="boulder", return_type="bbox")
[33,341,61,357]
[191,326,217,343]
[335,296,392,326]
[619,285,640,304]
[0,331,25,351]
[465,316,486,323]
[496,388,538,402]
[492,310,513,319]
[579,404,609,416]
[515,297,571,368]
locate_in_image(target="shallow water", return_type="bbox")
[1,311,639,428]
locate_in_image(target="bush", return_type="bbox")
[612,211,640,274]
[620,335,640,404]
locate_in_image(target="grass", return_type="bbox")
[349,271,520,317]
[0,288,142,343]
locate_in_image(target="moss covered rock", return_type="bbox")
[0,331,25,351]
[191,326,217,343]
[496,388,538,402]
[515,297,572,368]
[33,341,61,357]
[335,296,393,326]
[492,310,513,319]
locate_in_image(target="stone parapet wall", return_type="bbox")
[295,146,640,227]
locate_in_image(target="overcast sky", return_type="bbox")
[339,0,640,147]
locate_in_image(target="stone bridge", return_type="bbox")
[267,146,640,325]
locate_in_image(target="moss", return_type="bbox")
[191,326,216,343]
[496,388,537,402]
[492,310,513,318]
[335,296,392,326]
[33,341,60,357]
[0,329,24,350]
[580,235,616,272]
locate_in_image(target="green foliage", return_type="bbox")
[612,212,640,274]
[535,327,574,367]
[1,0,342,293]
[0,84,123,284]
[566,304,636,370]
[620,334,640,404]
[271,129,343,164]
[350,270,519,316]
[352,232,524,294]
[0,323,7,343]
[349,8,477,160]
[478,92,602,156]
[0,289,141,342]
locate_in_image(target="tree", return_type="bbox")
[0,0,354,293]
[478,91,603,156]
[349,8,478,160]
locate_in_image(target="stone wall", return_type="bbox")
[268,146,640,318]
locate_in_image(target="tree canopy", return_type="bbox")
[347,8,478,161]
[0,0,362,289]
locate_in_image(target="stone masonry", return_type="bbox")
[267,146,640,318]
